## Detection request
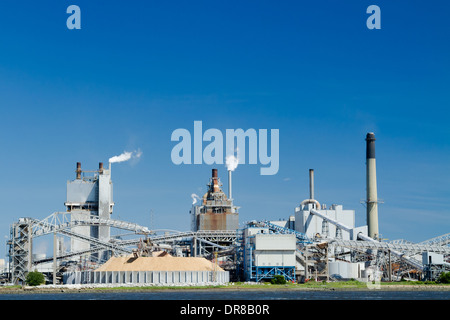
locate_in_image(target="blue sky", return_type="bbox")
[0,1,449,258]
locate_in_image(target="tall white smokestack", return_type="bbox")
[225,154,238,200]
[228,170,232,200]
[366,132,379,239]
[309,169,314,200]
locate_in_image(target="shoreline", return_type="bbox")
[1,283,449,294]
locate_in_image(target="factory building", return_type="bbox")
[294,170,367,241]
[190,169,239,231]
[239,226,297,282]
[64,253,229,285]
[295,203,356,240]
[328,261,365,280]
[6,132,450,285]
[422,252,446,281]
[65,162,114,260]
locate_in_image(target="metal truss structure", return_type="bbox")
[251,266,296,282]
[255,220,313,244]
[8,219,32,284]
[329,238,450,256]
[7,212,238,284]
[7,213,154,283]
[7,209,449,284]
[247,218,450,281]
[418,233,450,247]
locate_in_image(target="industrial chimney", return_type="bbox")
[309,169,315,200]
[228,169,232,200]
[76,162,82,180]
[366,132,379,239]
[212,169,220,193]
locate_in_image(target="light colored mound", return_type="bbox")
[96,254,223,272]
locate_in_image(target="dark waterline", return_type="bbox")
[0,290,448,300]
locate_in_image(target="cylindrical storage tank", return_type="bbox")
[32,253,46,261]
[329,261,364,279]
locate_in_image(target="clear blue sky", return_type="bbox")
[0,1,449,259]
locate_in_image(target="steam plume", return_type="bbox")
[191,193,201,205]
[109,149,142,163]
[225,154,239,171]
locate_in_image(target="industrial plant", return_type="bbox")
[3,133,450,286]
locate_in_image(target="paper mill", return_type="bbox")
[3,133,450,286]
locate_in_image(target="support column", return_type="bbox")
[53,232,57,284]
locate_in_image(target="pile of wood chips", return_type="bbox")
[95,253,223,272]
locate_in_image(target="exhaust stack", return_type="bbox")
[309,169,315,200]
[366,132,379,239]
[212,169,220,193]
[76,162,82,180]
[228,170,232,200]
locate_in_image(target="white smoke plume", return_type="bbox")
[225,154,239,171]
[109,149,142,163]
[191,193,201,205]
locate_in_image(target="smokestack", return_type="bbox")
[228,170,232,200]
[366,132,379,239]
[99,162,104,174]
[309,169,315,200]
[76,162,81,180]
[212,169,219,193]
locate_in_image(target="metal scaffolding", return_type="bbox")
[7,211,239,284]
[8,219,33,284]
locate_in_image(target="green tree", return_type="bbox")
[270,275,286,285]
[25,270,45,286]
[437,271,450,284]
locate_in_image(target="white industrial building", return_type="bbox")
[295,202,368,241]
[295,203,354,240]
[65,162,114,260]
[240,226,297,282]
[64,270,229,286]
[5,133,450,285]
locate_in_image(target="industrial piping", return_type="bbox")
[310,209,352,234]
[309,208,423,270]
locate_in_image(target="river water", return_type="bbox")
[1,290,446,319]
[0,289,448,300]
